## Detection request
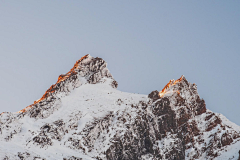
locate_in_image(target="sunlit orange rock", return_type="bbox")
[17,54,90,113]
[159,75,184,98]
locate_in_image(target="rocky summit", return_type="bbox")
[1,55,240,160]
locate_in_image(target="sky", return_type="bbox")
[0,1,240,125]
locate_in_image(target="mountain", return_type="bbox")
[1,54,240,160]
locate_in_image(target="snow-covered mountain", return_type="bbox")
[1,54,240,160]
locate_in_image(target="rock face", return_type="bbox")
[1,55,240,160]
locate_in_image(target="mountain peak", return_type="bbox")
[17,54,118,113]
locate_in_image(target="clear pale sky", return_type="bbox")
[0,1,240,125]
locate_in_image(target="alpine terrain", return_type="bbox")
[1,54,240,160]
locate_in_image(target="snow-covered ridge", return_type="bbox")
[1,55,240,160]
[13,54,118,114]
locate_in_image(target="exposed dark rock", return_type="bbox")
[111,80,118,88]
[32,134,53,148]
[221,132,233,146]
[148,90,160,102]
[195,97,206,115]
[238,150,240,160]
[63,156,82,160]
[206,116,222,131]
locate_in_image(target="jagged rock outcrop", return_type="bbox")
[1,55,240,160]
[16,54,117,118]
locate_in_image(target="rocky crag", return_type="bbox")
[1,55,240,160]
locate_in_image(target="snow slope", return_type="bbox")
[0,78,147,159]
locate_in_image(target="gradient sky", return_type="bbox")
[0,1,240,125]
